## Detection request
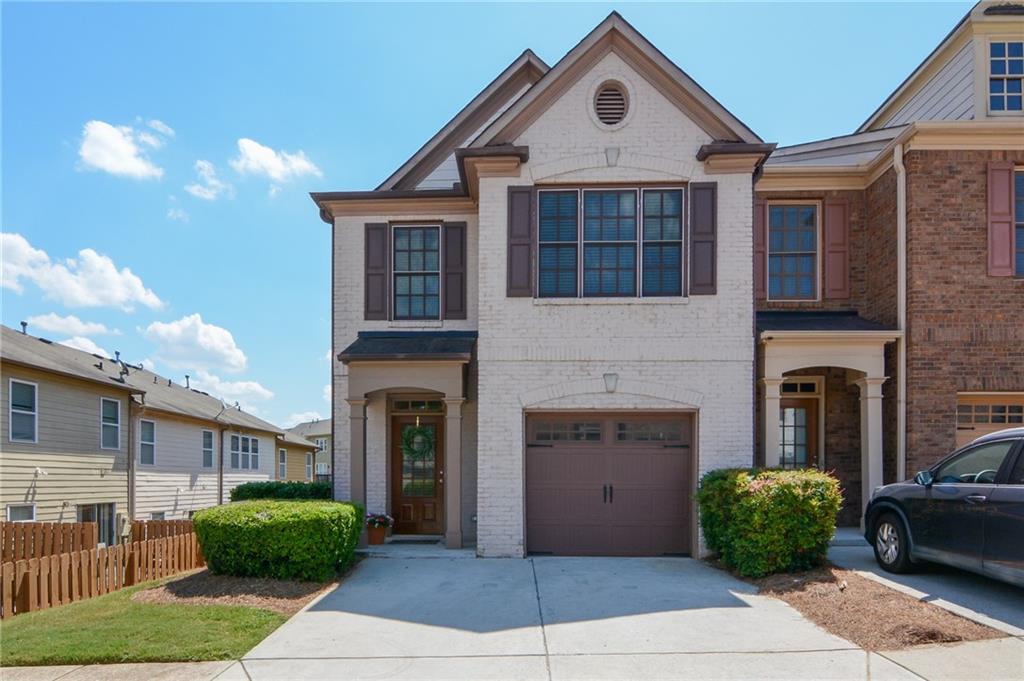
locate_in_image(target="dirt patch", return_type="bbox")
[131,569,336,616]
[754,566,1005,650]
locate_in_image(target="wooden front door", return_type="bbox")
[779,398,818,468]
[391,416,444,534]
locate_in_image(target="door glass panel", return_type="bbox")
[779,407,809,469]
[934,441,1014,484]
[401,424,436,497]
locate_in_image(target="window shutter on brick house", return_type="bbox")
[364,222,389,320]
[823,197,851,299]
[507,186,534,297]
[443,221,467,319]
[689,182,717,295]
[753,197,766,300]
[987,161,1015,277]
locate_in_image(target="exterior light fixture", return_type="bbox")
[604,373,619,393]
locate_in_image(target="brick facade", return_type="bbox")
[903,149,1024,474]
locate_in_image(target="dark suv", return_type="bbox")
[863,427,1024,587]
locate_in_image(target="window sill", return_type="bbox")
[388,319,445,328]
[532,296,690,306]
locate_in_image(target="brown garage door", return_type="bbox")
[956,394,1024,448]
[525,412,692,556]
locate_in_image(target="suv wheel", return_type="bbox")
[873,512,914,573]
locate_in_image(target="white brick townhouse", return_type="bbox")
[313,13,775,557]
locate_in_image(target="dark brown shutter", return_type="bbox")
[689,182,717,295]
[823,197,851,298]
[507,186,534,297]
[364,222,389,320]
[442,221,467,319]
[987,161,1015,277]
[753,197,766,300]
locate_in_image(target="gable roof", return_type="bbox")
[765,126,907,168]
[376,50,548,191]
[287,418,331,439]
[471,12,763,147]
[278,430,318,450]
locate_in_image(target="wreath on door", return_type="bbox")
[401,425,436,461]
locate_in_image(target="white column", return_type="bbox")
[762,377,784,467]
[347,398,368,546]
[855,377,887,523]
[443,398,464,549]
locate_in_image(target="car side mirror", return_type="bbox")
[914,470,934,487]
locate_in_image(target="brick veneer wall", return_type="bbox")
[904,149,1024,473]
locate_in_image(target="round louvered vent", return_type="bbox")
[594,82,628,126]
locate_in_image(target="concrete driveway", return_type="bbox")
[240,556,920,680]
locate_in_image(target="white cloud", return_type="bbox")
[184,160,232,200]
[147,119,175,137]
[283,411,322,428]
[191,370,273,410]
[1,233,163,311]
[229,138,321,182]
[78,120,164,179]
[26,313,118,337]
[167,207,189,222]
[142,313,247,373]
[323,383,331,404]
[58,336,111,358]
[136,131,163,149]
[140,357,157,371]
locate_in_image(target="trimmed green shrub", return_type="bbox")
[194,500,363,581]
[229,480,331,501]
[697,468,842,578]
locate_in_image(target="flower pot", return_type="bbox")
[367,525,387,545]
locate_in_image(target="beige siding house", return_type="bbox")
[1,324,315,532]
[286,418,331,478]
[276,431,319,482]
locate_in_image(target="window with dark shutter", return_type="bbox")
[443,221,467,319]
[364,223,389,320]
[689,183,717,295]
[753,197,766,300]
[823,198,850,299]
[987,161,1015,277]
[508,186,535,296]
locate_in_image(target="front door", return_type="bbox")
[779,398,818,468]
[391,416,444,535]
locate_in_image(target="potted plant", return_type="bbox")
[366,513,393,545]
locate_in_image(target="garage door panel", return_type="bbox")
[526,412,693,557]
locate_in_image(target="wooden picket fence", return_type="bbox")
[129,519,194,541]
[0,522,99,562]
[0,532,204,619]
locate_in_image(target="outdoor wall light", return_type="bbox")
[604,373,619,393]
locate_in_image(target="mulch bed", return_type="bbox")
[752,566,1005,650]
[131,569,336,616]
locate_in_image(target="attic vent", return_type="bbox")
[594,82,628,126]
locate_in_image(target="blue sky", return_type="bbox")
[2,1,971,427]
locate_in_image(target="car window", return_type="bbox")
[1008,446,1024,485]
[934,441,1015,484]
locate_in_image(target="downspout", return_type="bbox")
[894,144,908,480]
[127,397,136,520]
[218,427,227,504]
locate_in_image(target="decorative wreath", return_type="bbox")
[401,425,436,461]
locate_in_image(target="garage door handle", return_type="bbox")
[609,485,613,503]
[662,444,690,449]
[603,485,608,503]
[527,443,553,448]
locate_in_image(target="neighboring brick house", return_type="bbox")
[314,13,773,557]
[755,1,1023,525]
[314,5,1023,555]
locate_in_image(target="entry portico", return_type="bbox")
[340,331,475,549]
[757,312,900,523]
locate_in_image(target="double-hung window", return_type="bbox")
[305,453,313,480]
[278,449,287,479]
[9,379,37,443]
[202,430,214,468]
[393,225,440,320]
[537,187,685,298]
[230,435,260,470]
[767,203,818,300]
[100,398,120,450]
[140,420,155,465]
[990,41,1024,113]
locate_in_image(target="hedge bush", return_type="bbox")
[194,500,363,581]
[697,468,842,578]
[229,480,331,501]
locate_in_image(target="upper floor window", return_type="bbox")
[538,187,684,299]
[305,453,313,480]
[768,203,818,300]
[202,430,215,468]
[278,449,287,479]
[990,41,1023,113]
[1016,170,1024,276]
[140,420,155,465]
[393,225,440,320]
[9,379,37,443]
[100,398,120,450]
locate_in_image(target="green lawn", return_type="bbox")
[0,580,286,666]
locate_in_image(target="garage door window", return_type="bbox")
[957,402,1024,425]
[532,422,601,442]
[616,421,684,442]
